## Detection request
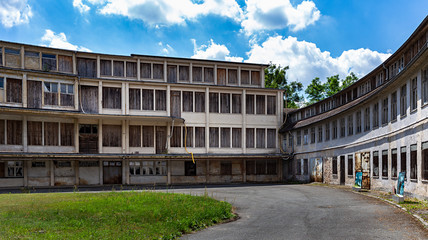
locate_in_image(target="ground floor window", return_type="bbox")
[31,161,46,168]
[382,150,388,178]
[410,144,417,180]
[79,161,98,167]
[247,160,278,175]
[303,159,308,175]
[347,155,353,176]
[400,147,406,179]
[129,161,166,176]
[296,159,302,175]
[332,157,337,175]
[422,142,428,180]
[4,161,23,177]
[373,151,379,177]
[220,161,232,175]
[391,149,397,178]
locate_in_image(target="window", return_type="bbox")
[296,130,301,145]
[42,53,56,71]
[373,103,379,128]
[102,125,122,147]
[7,120,22,145]
[382,97,388,125]
[171,126,181,147]
[382,150,388,178]
[183,91,193,112]
[332,120,338,139]
[310,127,315,144]
[228,69,238,84]
[340,118,345,138]
[422,141,428,180]
[32,161,46,168]
[142,126,154,147]
[220,128,230,148]
[303,159,308,175]
[129,161,166,176]
[251,71,261,86]
[7,161,23,177]
[129,88,141,110]
[348,115,353,136]
[142,89,154,110]
[179,66,189,82]
[100,60,111,76]
[5,48,21,68]
[267,129,276,148]
[129,125,141,147]
[153,64,163,79]
[44,82,59,106]
[391,148,397,178]
[204,67,214,83]
[241,70,250,85]
[332,157,337,175]
[256,95,265,114]
[27,121,42,146]
[220,161,232,175]
[192,66,202,82]
[288,133,293,147]
[347,155,353,176]
[246,95,254,114]
[0,77,3,89]
[325,123,330,141]
[61,123,74,146]
[356,111,361,133]
[256,128,265,148]
[79,161,98,167]
[155,90,166,111]
[246,128,255,148]
[195,92,205,112]
[60,83,74,107]
[373,151,379,177]
[267,96,276,115]
[401,146,407,179]
[400,84,407,116]
[391,92,397,121]
[364,107,370,131]
[102,87,121,109]
[183,126,193,148]
[185,161,196,176]
[141,62,151,78]
[220,93,230,113]
[195,127,205,147]
[423,68,428,105]
[57,161,72,168]
[112,61,124,77]
[232,94,241,114]
[167,65,177,83]
[296,160,302,175]
[410,144,417,179]
[6,78,22,103]
[232,128,242,148]
[24,51,40,69]
[303,129,308,145]
[44,122,59,146]
[209,93,219,113]
[126,62,137,78]
[209,127,219,148]
[411,77,417,111]
[318,126,323,142]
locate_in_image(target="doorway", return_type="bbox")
[340,156,345,185]
[156,126,167,154]
[103,161,122,184]
[79,124,98,154]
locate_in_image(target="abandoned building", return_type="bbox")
[0,41,284,187]
[280,16,428,199]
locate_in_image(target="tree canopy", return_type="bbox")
[305,77,325,104]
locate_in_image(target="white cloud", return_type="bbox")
[73,0,90,13]
[41,30,92,52]
[246,36,390,87]
[158,42,174,55]
[191,39,243,62]
[85,0,242,26]
[241,0,320,34]
[0,0,32,28]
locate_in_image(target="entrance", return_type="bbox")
[340,156,345,185]
[309,158,323,182]
[103,161,122,184]
[79,124,98,154]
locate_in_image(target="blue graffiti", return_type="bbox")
[397,172,405,196]
[355,172,362,187]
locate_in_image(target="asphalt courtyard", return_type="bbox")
[168,184,428,240]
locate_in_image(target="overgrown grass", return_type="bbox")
[0,191,234,239]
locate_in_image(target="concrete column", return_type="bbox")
[242,89,246,154]
[243,159,246,183]
[125,159,130,185]
[167,85,171,116]
[96,56,100,78]
[22,74,27,108]
[261,67,265,88]
[98,81,103,114]
[72,53,77,74]
[122,82,126,115]
[74,119,79,153]
[122,159,126,185]
[137,58,141,81]
[167,159,171,185]
[20,46,24,69]
[99,160,103,185]
[214,64,217,85]
[50,160,54,186]
[163,60,167,82]
[189,63,193,83]
[22,115,27,152]
[206,159,210,183]
[238,66,241,86]
[205,87,210,153]
[98,119,103,154]
[24,160,30,187]
[122,120,127,154]
[74,80,79,110]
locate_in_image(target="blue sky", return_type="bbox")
[0,0,427,89]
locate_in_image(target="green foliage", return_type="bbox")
[0,191,234,239]
[324,74,341,97]
[305,77,325,104]
[341,72,358,90]
[264,63,303,108]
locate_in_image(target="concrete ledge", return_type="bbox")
[392,194,405,203]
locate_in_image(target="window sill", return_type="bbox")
[422,103,428,109]
[421,180,428,184]
[391,177,398,180]
[333,174,338,179]
[410,109,417,114]
[347,175,353,178]
[391,119,397,123]
[373,176,379,179]
[400,114,407,119]
[382,177,389,180]
[410,179,417,183]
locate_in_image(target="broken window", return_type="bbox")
[410,144,417,179]
[400,84,407,116]
[267,129,276,148]
[100,60,111,76]
[332,157,338,175]
[373,103,379,128]
[142,126,154,147]
[113,61,124,77]
[411,77,417,111]
[232,94,241,114]
[267,96,276,115]
[256,128,265,148]
[185,161,196,176]
[220,161,232,175]
[126,62,137,78]
[24,51,40,69]
[423,142,428,180]
[303,129,308,145]
[130,161,166,176]
[391,91,397,121]
[61,123,74,146]
[129,88,141,110]
[209,127,219,147]
[382,97,388,125]
[228,69,238,85]
[5,48,21,68]
[167,65,177,83]
[27,121,42,145]
[246,128,255,148]
[102,125,122,147]
[44,82,58,106]
[217,68,226,85]
[246,95,254,114]
[195,92,205,112]
[195,127,205,147]
[183,126,193,148]
[221,127,230,148]
[60,83,74,107]
[209,93,219,113]
[251,71,261,86]
[6,78,22,103]
[129,125,141,147]
[77,58,96,78]
[7,161,23,177]
[141,62,151,79]
[42,53,56,71]
[155,90,166,111]
[142,89,154,110]
[204,67,214,83]
[241,70,250,85]
[401,146,407,179]
[44,122,59,146]
[103,87,121,109]
[256,95,265,114]
[183,91,193,112]
[220,93,230,113]
[373,151,379,177]
[382,150,388,178]
[80,86,98,113]
[391,148,397,178]
[58,55,72,73]
[347,155,353,176]
[153,64,164,79]
[192,66,202,82]
[179,66,189,82]
[171,126,181,147]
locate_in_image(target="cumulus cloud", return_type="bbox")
[41,30,92,52]
[73,0,90,13]
[191,39,243,62]
[158,42,174,55]
[0,0,32,28]
[246,36,390,87]
[241,0,320,34]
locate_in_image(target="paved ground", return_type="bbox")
[165,184,428,240]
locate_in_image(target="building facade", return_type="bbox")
[281,16,428,199]
[0,41,284,188]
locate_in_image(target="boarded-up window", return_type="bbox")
[256,128,265,148]
[246,160,256,175]
[246,128,254,148]
[332,157,338,175]
[204,67,214,83]
[58,55,72,73]
[195,127,205,147]
[246,95,254,114]
[347,155,353,176]
[24,51,40,69]
[142,126,154,147]
[142,89,154,110]
[6,78,22,103]
[195,92,205,112]
[44,82,58,106]
[60,83,74,107]
[27,121,42,145]
[171,126,181,147]
[256,160,266,174]
[373,151,379,177]
[179,66,189,81]
[232,128,241,148]
[221,128,230,148]
[209,127,219,147]
[153,64,164,79]
[183,91,193,112]
[183,126,193,147]
[129,125,141,147]
[241,70,250,85]
[209,93,219,113]
[103,125,121,147]
[27,80,42,108]
[410,144,417,179]
[80,86,98,113]
[221,161,232,175]
[5,48,21,68]
[232,94,241,114]
[193,66,202,82]
[141,63,151,78]
[155,90,166,111]
[61,123,74,146]
[170,91,181,117]
[251,71,261,86]
[217,68,226,85]
[113,61,124,77]
[423,142,428,180]
[77,58,96,78]
[256,95,265,114]
[267,160,277,175]
[267,129,276,148]
[103,87,121,109]
[167,65,177,83]
[126,62,137,78]
[220,93,230,113]
[0,120,4,144]
[44,122,59,146]
[100,60,111,76]
[267,96,276,115]
[129,88,141,110]
[42,53,56,71]
[228,69,237,85]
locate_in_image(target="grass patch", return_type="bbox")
[0,191,234,239]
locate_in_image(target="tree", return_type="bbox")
[341,72,358,90]
[264,63,303,108]
[305,77,325,104]
[324,75,341,97]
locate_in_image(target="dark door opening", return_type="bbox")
[79,124,98,154]
[340,156,345,185]
[185,161,196,176]
[103,161,122,184]
[156,126,167,154]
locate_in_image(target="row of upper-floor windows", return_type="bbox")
[0,46,263,87]
[287,68,428,147]
[0,76,277,115]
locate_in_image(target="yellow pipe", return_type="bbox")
[184,122,195,164]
